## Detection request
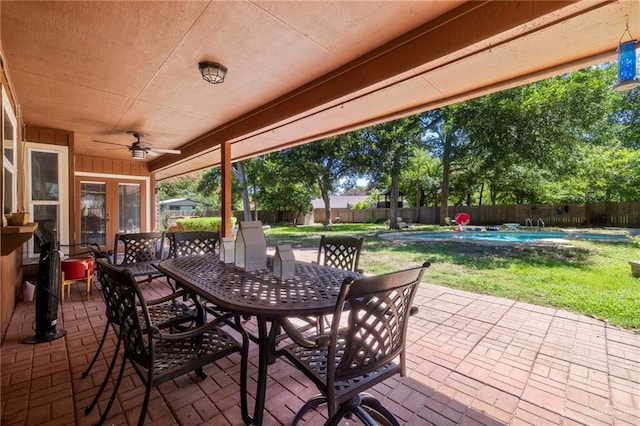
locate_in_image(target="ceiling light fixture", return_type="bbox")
[131,148,146,160]
[199,61,228,84]
[614,25,639,92]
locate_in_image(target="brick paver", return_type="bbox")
[2,258,639,425]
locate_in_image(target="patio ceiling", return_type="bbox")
[1,1,639,180]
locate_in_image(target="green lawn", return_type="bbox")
[264,223,640,330]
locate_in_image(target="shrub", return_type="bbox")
[176,216,236,231]
[352,201,369,210]
[365,217,386,224]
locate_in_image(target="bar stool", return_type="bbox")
[61,257,94,301]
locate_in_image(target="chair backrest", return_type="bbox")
[96,258,152,367]
[93,254,120,323]
[317,235,364,272]
[328,262,429,384]
[171,231,220,258]
[113,232,165,265]
[163,232,176,260]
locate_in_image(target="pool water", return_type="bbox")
[384,230,631,243]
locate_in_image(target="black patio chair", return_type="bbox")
[94,258,250,426]
[172,230,220,257]
[83,249,197,416]
[113,232,166,284]
[316,235,364,274]
[301,234,365,335]
[280,262,430,425]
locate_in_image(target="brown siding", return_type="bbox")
[24,126,73,146]
[1,248,23,341]
[75,155,150,176]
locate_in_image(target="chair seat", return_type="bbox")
[146,302,195,327]
[283,340,401,403]
[147,327,242,383]
[61,257,94,300]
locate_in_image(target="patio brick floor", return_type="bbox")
[2,253,639,425]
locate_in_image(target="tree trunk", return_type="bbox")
[389,174,400,229]
[322,189,332,227]
[233,161,251,221]
[440,132,453,226]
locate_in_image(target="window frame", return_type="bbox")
[2,87,17,217]
[25,142,69,260]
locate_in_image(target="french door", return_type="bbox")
[75,175,149,251]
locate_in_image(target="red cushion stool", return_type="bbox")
[61,256,94,301]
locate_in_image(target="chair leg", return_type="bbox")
[60,272,66,301]
[97,352,127,425]
[326,402,354,426]
[351,405,382,426]
[360,394,400,426]
[82,321,110,378]
[137,370,154,426]
[85,331,122,415]
[237,320,252,425]
[86,276,91,300]
[292,395,327,425]
[195,367,207,379]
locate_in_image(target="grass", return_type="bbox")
[264,223,640,330]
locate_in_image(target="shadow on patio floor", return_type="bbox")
[2,264,639,425]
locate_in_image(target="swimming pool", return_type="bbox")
[382,230,632,244]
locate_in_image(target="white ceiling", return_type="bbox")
[1,1,638,179]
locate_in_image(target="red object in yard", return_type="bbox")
[454,213,470,226]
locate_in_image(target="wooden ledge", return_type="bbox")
[1,222,38,255]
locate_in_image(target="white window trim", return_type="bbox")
[2,87,17,216]
[25,142,69,260]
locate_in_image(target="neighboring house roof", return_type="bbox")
[311,196,369,209]
[160,197,211,207]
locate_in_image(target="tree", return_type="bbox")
[399,147,441,209]
[157,172,201,201]
[276,135,361,227]
[359,116,422,229]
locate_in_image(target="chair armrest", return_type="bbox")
[278,317,330,349]
[152,311,237,341]
[146,288,192,306]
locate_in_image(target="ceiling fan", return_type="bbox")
[93,131,181,160]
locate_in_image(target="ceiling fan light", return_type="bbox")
[199,61,227,84]
[131,148,146,160]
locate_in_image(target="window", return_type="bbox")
[2,88,17,216]
[26,143,69,259]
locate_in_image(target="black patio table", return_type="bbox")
[158,253,361,425]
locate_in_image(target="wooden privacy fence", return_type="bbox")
[313,201,640,228]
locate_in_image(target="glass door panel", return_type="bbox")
[118,183,141,233]
[33,205,58,254]
[80,182,106,246]
[75,176,148,252]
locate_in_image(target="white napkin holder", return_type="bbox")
[272,244,295,280]
[220,237,235,264]
[235,221,267,271]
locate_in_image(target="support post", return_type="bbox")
[221,141,233,237]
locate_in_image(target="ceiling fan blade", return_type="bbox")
[93,139,127,148]
[146,150,160,157]
[149,148,181,155]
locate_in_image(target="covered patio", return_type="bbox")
[2,2,640,424]
[2,249,639,425]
